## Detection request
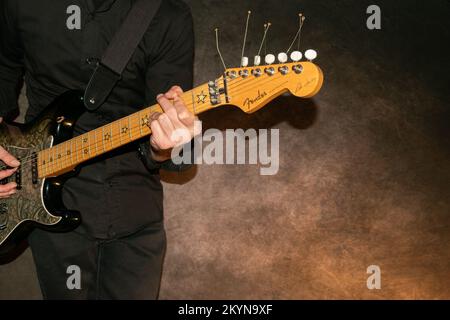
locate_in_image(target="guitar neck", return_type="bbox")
[36,61,324,178]
[37,82,214,178]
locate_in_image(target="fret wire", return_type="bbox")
[70,139,74,166]
[118,120,122,145]
[87,133,91,158]
[75,137,79,164]
[93,130,97,156]
[81,136,85,161]
[59,143,62,169]
[81,135,85,160]
[39,152,44,177]
[128,116,132,140]
[191,90,196,115]
[48,147,51,174]
[41,152,45,177]
[59,144,63,169]
[109,124,113,149]
[102,126,105,152]
[59,144,62,169]
[55,144,59,171]
[63,142,67,168]
[139,111,143,137]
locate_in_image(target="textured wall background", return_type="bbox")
[0,0,449,299]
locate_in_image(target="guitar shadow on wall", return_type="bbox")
[160,95,319,185]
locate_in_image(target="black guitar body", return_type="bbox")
[0,91,85,260]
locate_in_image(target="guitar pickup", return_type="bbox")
[15,167,22,190]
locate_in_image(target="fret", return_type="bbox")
[81,134,89,160]
[49,146,54,174]
[118,120,123,145]
[109,124,113,149]
[128,116,132,140]
[119,117,130,144]
[190,89,197,115]
[88,134,91,158]
[57,144,62,170]
[63,143,67,168]
[130,113,140,140]
[140,109,150,137]
[75,137,79,164]
[45,149,49,176]
[101,126,106,152]
[53,146,58,172]
[80,136,85,161]
[46,149,50,176]
[69,139,74,166]
[138,111,143,136]
[91,130,98,156]
[37,152,43,178]
[63,141,70,168]
[49,148,53,174]
[53,146,57,173]
[111,120,120,149]
[38,151,45,178]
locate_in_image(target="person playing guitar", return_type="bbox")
[0,0,196,299]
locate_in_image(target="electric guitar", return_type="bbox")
[0,60,323,257]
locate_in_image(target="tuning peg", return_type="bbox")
[254,55,262,66]
[290,51,302,62]
[265,54,275,65]
[277,52,288,63]
[304,49,317,61]
[241,57,249,67]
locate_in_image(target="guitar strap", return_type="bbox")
[83,0,162,111]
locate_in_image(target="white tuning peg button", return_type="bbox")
[264,54,275,65]
[277,52,288,63]
[241,57,249,67]
[290,51,302,62]
[254,55,261,66]
[305,49,317,61]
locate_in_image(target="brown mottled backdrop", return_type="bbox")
[1,0,449,299]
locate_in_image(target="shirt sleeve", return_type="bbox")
[140,2,195,173]
[0,0,25,119]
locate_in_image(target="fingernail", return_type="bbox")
[12,160,20,167]
[157,94,164,99]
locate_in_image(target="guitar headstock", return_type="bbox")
[195,13,324,115]
[221,61,323,113]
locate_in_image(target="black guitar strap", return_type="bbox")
[84,0,162,111]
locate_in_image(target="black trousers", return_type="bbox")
[28,222,166,300]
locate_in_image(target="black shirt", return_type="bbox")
[0,0,194,238]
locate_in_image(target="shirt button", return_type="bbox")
[108,226,116,238]
[86,57,100,66]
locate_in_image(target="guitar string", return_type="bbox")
[0,70,291,173]
[0,74,233,168]
[1,62,298,169]
[0,72,288,174]
[0,71,289,174]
